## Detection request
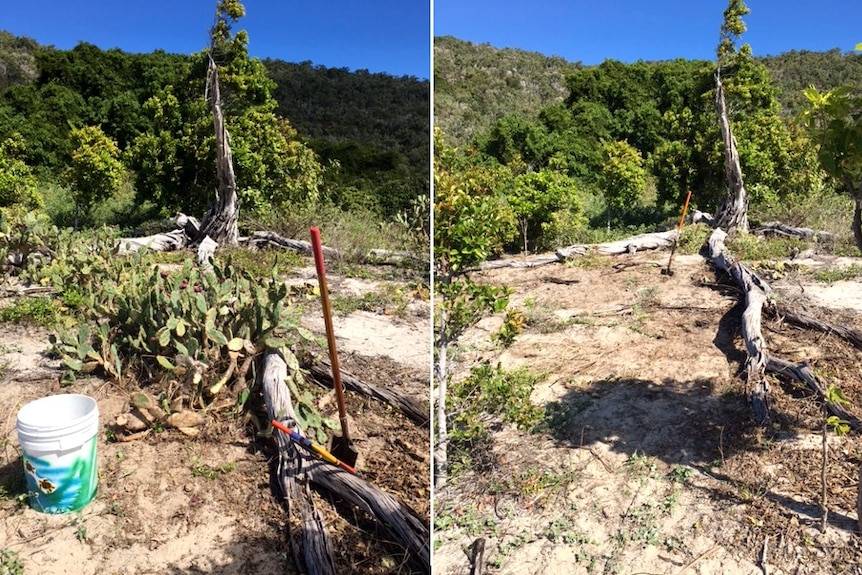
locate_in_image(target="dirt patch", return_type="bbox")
[434,251,862,575]
[0,268,429,574]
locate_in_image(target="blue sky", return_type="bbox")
[3,0,431,79]
[434,0,860,64]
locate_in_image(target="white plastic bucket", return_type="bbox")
[16,394,99,513]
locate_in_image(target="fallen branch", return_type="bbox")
[306,360,428,426]
[770,305,862,351]
[261,349,429,574]
[753,221,834,242]
[707,228,771,422]
[477,231,679,270]
[766,357,862,432]
[243,231,340,259]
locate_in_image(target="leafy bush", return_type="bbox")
[0,211,332,441]
[447,363,545,470]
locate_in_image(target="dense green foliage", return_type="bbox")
[435,36,862,148]
[0,25,428,227]
[434,36,580,145]
[434,24,862,238]
[264,60,430,216]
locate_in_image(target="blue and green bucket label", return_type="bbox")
[22,437,98,513]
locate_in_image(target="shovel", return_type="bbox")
[310,227,359,469]
[662,190,692,277]
[270,418,357,474]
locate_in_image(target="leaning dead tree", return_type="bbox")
[261,348,430,574]
[713,71,749,233]
[195,54,239,247]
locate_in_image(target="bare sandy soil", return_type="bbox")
[0,266,430,575]
[434,251,862,575]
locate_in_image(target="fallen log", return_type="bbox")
[770,305,862,351]
[707,228,862,428]
[557,230,678,260]
[117,229,189,255]
[244,230,340,259]
[261,349,336,575]
[479,254,561,270]
[306,360,429,426]
[477,231,679,270]
[753,221,834,242]
[261,349,430,574]
[707,228,773,423]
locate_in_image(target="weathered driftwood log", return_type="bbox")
[261,349,336,575]
[707,228,771,422]
[243,231,340,259]
[307,360,429,426]
[261,349,430,574]
[196,236,218,272]
[692,210,716,227]
[765,357,862,432]
[770,305,862,351]
[117,229,189,255]
[477,231,679,271]
[557,230,678,260]
[753,221,834,242]
[478,254,562,270]
[707,228,862,429]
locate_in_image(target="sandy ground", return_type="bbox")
[0,266,430,575]
[434,252,862,575]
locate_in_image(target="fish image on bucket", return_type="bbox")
[16,394,99,514]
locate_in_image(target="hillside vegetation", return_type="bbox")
[0,29,429,231]
[433,34,862,256]
[435,36,862,147]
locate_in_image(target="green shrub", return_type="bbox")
[447,363,545,471]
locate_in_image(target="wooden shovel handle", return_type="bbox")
[310,227,350,442]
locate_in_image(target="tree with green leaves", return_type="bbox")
[801,74,862,253]
[599,139,646,228]
[0,134,43,215]
[510,167,582,253]
[713,0,752,232]
[126,0,323,223]
[433,127,515,488]
[65,125,124,228]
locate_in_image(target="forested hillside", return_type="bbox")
[264,59,429,216]
[434,36,862,146]
[433,33,862,257]
[0,29,429,228]
[434,36,580,145]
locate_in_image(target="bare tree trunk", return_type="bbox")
[714,72,749,234]
[434,304,449,489]
[196,54,239,247]
[260,349,336,575]
[852,190,862,255]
